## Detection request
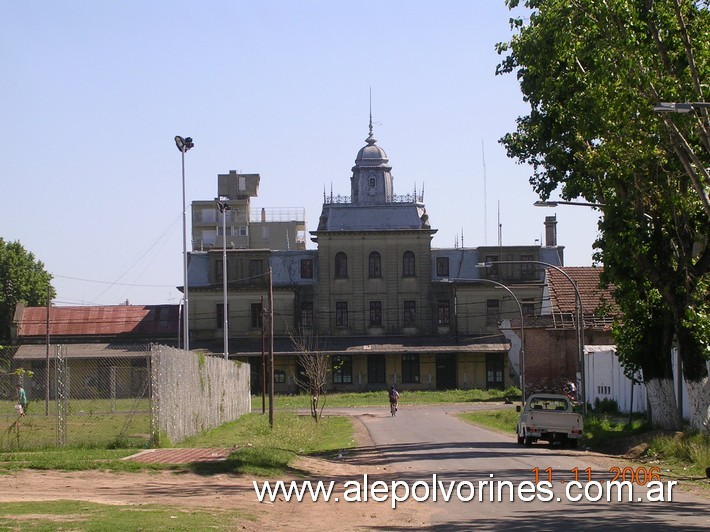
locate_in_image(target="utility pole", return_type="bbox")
[45,286,50,416]
[261,295,266,414]
[268,268,275,428]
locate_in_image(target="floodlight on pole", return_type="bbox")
[217,200,231,360]
[175,135,194,351]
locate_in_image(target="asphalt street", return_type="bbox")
[337,403,709,531]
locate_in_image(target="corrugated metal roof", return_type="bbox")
[16,305,179,338]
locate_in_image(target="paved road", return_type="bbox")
[338,403,709,531]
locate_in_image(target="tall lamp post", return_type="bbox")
[477,260,587,413]
[451,278,525,403]
[175,135,194,351]
[216,200,231,360]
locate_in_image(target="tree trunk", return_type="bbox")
[644,378,681,430]
[677,324,710,431]
[685,378,710,432]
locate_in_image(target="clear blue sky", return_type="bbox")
[1,1,601,307]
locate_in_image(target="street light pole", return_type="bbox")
[534,200,606,208]
[175,135,194,351]
[217,201,231,360]
[452,278,525,403]
[477,260,587,413]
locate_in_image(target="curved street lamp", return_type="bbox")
[477,260,587,413]
[451,278,526,404]
[175,135,194,351]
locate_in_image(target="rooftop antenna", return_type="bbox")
[369,87,373,138]
[461,227,464,249]
[497,200,503,250]
[482,140,489,245]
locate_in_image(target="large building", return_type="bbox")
[185,120,566,394]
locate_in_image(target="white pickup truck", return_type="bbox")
[517,394,583,448]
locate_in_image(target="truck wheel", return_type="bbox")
[517,426,524,445]
[568,438,578,448]
[524,436,534,447]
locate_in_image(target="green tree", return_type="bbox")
[0,238,55,344]
[497,0,709,429]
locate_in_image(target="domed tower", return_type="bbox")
[350,115,393,205]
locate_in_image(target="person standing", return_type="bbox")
[16,384,27,416]
[388,384,400,416]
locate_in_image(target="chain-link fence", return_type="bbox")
[1,344,250,450]
[150,345,251,445]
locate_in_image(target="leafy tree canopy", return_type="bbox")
[0,238,55,343]
[497,0,709,427]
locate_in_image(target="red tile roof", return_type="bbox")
[16,304,180,339]
[546,267,619,317]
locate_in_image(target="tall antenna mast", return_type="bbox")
[482,140,488,245]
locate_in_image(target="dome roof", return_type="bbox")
[354,129,389,168]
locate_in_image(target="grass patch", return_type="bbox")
[458,408,518,434]
[268,387,521,409]
[0,410,150,451]
[180,412,356,476]
[0,447,172,472]
[582,414,650,447]
[647,431,710,478]
[0,412,355,476]
[0,499,252,531]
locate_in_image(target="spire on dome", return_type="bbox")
[367,87,376,145]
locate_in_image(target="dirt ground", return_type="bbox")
[0,417,430,530]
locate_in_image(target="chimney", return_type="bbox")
[261,207,266,223]
[544,215,557,246]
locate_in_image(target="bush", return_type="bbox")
[593,397,619,414]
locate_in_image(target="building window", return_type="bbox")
[335,252,348,278]
[369,177,376,187]
[367,355,386,384]
[486,353,504,390]
[437,301,451,325]
[332,355,352,384]
[300,258,314,279]
[520,255,535,278]
[485,255,498,276]
[368,251,382,278]
[251,302,263,328]
[436,257,449,277]
[249,259,263,278]
[216,303,229,329]
[402,354,420,383]
[336,301,348,327]
[369,301,382,327]
[215,259,225,282]
[274,370,286,384]
[486,299,500,326]
[522,298,535,317]
[402,251,416,277]
[403,300,416,327]
[300,302,314,327]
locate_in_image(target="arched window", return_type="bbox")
[368,251,382,278]
[402,251,415,277]
[334,252,348,278]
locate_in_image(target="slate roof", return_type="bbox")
[546,267,618,318]
[14,304,180,339]
[315,203,428,232]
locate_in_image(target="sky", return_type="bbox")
[1,1,602,307]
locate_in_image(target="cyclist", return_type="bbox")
[388,384,400,416]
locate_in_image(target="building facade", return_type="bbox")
[185,120,567,394]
